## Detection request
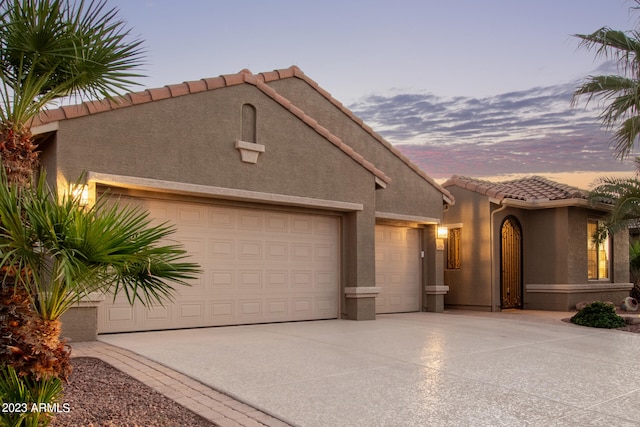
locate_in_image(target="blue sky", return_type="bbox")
[110,0,639,188]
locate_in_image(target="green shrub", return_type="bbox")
[571,301,626,329]
[0,365,63,427]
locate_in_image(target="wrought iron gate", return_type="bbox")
[501,216,522,309]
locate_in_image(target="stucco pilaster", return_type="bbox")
[613,227,630,283]
[343,210,377,320]
[424,224,447,312]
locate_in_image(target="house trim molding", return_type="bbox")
[526,283,633,293]
[87,172,364,212]
[344,287,382,298]
[375,211,439,224]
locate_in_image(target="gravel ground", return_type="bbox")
[49,357,215,427]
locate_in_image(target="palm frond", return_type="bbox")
[574,27,640,74]
[0,171,201,320]
[0,0,145,127]
[589,176,640,235]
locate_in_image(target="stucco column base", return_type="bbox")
[344,287,380,320]
[425,285,449,313]
[60,293,105,342]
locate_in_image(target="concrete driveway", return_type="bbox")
[100,311,640,427]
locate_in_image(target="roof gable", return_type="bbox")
[31,67,391,185]
[256,67,453,203]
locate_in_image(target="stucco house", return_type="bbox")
[441,175,632,312]
[30,66,453,340]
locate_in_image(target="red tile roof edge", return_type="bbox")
[442,175,592,204]
[251,78,391,184]
[265,66,453,202]
[28,66,391,184]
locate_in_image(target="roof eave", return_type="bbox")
[496,197,613,211]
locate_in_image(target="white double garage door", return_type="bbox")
[98,196,421,333]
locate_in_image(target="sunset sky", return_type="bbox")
[110,0,639,189]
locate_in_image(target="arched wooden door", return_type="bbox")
[501,216,522,309]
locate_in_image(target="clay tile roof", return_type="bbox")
[259,67,453,202]
[29,65,459,188]
[185,80,207,93]
[442,175,589,202]
[258,70,280,82]
[166,83,189,97]
[147,87,172,101]
[129,90,152,105]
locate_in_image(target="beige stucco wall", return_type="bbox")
[51,85,375,204]
[40,81,448,323]
[265,78,445,219]
[442,188,493,310]
[444,185,632,312]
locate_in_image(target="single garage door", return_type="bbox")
[375,225,421,313]
[98,196,340,333]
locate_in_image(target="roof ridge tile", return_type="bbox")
[185,80,207,93]
[60,103,89,120]
[166,83,189,97]
[147,86,172,101]
[129,90,152,105]
[202,76,225,90]
[220,72,244,86]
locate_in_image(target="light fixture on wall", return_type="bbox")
[69,184,89,206]
[437,225,448,240]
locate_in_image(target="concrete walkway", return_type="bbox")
[93,311,640,426]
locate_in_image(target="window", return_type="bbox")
[587,220,609,280]
[447,227,461,270]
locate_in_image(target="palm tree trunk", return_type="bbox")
[0,123,39,186]
[0,281,71,382]
[0,125,68,383]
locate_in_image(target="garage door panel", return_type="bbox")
[210,208,235,228]
[144,306,170,322]
[238,241,262,259]
[265,214,288,232]
[210,239,234,258]
[238,212,262,230]
[266,270,288,288]
[316,297,335,314]
[211,300,234,320]
[98,197,339,333]
[292,297,312,315]
[179,302,204,319]
[177,206,204,225]
[375,225,421,314]
[292,217,313,234]
[106,305,134,322]
[266,242,288,260]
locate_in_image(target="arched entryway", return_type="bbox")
[501,216,523,309]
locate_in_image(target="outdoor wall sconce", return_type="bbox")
[69,184,89,206]
[437,225,448,240]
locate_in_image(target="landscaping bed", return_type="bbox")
[49,357,215,427]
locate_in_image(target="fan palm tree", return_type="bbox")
[0,0,144,185]
[589,175,640,235]
[572,1,640,159]
[0,173,200,426]
[0,2,199,425]
[1,173,200,376]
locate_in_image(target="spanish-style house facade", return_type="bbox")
[441,175,632,312]
[31,66,453,340]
